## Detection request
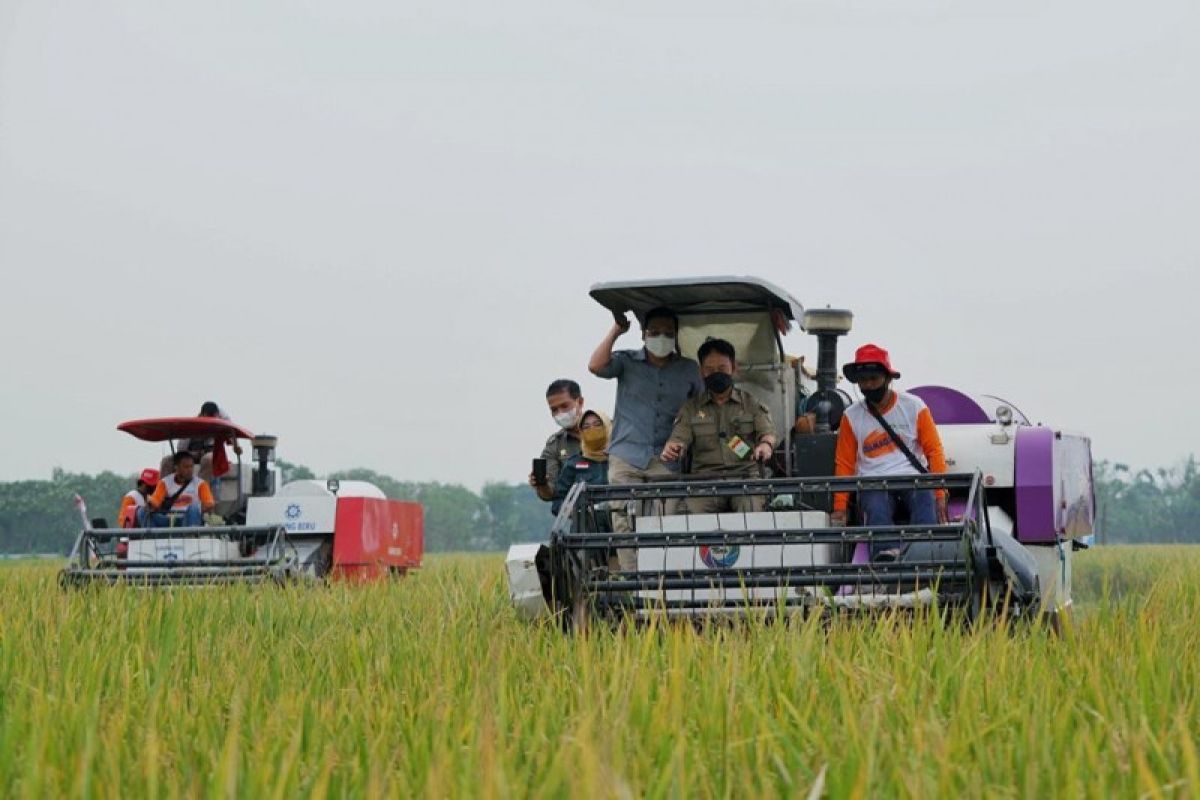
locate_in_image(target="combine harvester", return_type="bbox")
[507,277,1094,629]
[61,417,423,586]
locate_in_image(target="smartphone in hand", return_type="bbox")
[532,458,548,485]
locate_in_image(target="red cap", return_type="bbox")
[139,468,160,487]
[843,343,901,381]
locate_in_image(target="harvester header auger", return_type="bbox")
[61,417,424,588]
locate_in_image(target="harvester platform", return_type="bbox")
[60,524,298,587]
[547,472,1043,629]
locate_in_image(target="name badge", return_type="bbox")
[726,435,752,460]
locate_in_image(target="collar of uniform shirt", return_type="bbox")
[702,386,742,406]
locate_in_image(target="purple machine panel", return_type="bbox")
[1015,427,1057,543]
[909,386,991,425]
[1015,427,1095,543]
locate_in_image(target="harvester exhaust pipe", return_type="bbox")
[801,308,853,433]
[252,435,278,496]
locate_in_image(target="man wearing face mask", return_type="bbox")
[530,379,586,509]
[589,307,704,565]
[831,344,948,561]
[661,338,777,513]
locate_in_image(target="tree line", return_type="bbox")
[1,457,1197,554]
[1093,457,1200,544]
[0,461,550,555]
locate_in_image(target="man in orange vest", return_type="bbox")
[830,344,948,561]
[117,468,159,528]
[142,451,215,528]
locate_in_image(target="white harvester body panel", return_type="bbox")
[938,424,1017,488]
[506,543,551,621]
[277,480,386,499]
[246,494,337,535]
[127,538,243,564]
[635,511,834,605]
[1028,542,1073,611]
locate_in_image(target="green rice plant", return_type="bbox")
[0,547,1196,798]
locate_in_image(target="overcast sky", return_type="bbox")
[1,0,1196,488]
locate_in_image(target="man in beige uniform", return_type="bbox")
[529,379,585,511]
[662,338,777,513]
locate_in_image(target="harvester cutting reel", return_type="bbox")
[60,524,302,588]
[546,472,1044,630]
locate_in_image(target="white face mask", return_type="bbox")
[645,334,675,358]
[554,407,580,430]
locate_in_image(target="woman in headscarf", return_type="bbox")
[551,410,612,516]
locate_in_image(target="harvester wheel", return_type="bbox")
[314,543,333,579]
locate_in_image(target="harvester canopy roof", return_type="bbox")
[117,417,255,442]
[589,276,805,326]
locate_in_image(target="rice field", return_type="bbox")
[0,547,1197,798]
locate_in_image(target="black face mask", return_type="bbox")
[705,372,734,394]
[862,384,889,405]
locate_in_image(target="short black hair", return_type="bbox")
[546,379,581,399]
[643,307,678,331]
[199,401,220,417]
[698,338,736,364]
[173,451,197,466]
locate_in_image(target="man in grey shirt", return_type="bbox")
[589,306,703,567]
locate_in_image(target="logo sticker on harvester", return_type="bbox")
[726,435,752,460]
[700,545,741,569]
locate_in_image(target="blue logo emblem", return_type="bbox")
[699,545,740,569]
[286,504,302,520]
[163,552,179,562]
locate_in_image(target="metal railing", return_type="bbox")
[61,524,296,587]
[547,472,1021,624]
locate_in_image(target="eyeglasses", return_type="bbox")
[580,420,604,430]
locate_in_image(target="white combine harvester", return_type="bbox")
[507,277,1094,629]
[62,416,423,586]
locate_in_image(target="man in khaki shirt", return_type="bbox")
[662,338,777,513]
[529,379,585,511]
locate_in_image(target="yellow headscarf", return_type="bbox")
[579,410,613,462]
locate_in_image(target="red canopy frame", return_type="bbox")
[117,417,255,443]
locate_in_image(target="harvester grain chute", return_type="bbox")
[61,417,424,587]
[506,276,1094,628]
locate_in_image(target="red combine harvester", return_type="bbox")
[61,417,423,586]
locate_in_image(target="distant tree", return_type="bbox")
[480,482,552,549]
[1095,457,1200,543]
[0,469,131,554]
[276,459,316,484]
